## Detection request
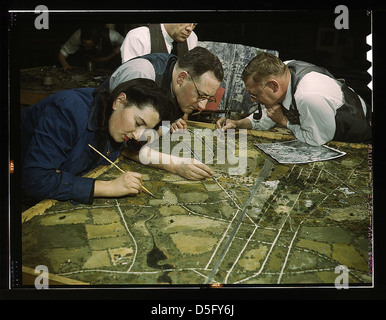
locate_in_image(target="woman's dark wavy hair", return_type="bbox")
[93,78,176,134]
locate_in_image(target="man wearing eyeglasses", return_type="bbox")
[169,52,219,133]
[109,46,222,132]
[216,52,371,146]
[106,46,224,180]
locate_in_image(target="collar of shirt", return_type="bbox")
[281,74,292,111]
[160,24,174,52]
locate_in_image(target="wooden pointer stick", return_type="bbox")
[88,144,156,198]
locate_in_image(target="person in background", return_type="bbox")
[217,52,372,146]
[120,23,198,63]
[58,25,124,72]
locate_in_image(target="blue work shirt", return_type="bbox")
[21,88,123,204]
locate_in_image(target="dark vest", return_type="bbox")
[285,61,372,143]
[101,53,182,120]
[134,54,182,120]
[98,28,113,56]
[139,53,178,92]
[96,53,182,154]
[79,28,121,70]
[148,24,189,58]
[103,53,177,94]
[81,28,112,57]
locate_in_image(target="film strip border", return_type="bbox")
[367,33,372,91]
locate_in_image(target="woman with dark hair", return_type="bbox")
[21,78,174,205]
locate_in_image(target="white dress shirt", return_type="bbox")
[109,58,155,92]
[248,61,367,146]
[120,24,198,63]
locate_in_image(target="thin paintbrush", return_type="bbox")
[88,144,157,198]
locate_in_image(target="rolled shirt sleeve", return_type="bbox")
[286,93,337,146]
[246,108,276,131]
[60,29,82,58]
[120,27,151,63]
[286,72,343,146]
[109,29,124,47]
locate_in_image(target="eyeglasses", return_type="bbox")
[188,73,216,103]
[249,82,267,100]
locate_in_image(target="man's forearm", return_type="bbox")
[121,145,213,180]
[234,118,253,130]
[121,146,177,174]
[57,52,69,68]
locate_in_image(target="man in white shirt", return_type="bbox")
[216,52,371,146]
[120,23,198,63]
[58,26,124,72]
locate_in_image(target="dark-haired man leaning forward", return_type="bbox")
[217,52,371,146]
[105,46,224,180]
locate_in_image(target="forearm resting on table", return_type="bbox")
[121,145,213,180]
[58,52,69,68]
[234,118,253,129]
[220,117,252,130]
[121,146,179,175]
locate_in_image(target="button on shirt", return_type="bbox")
[120,24,198,63]
[247,62,367,146]
[21,88,122,204]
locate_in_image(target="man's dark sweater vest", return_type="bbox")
[133,53,183,121]
[285,60,372,143]
[148,24,189,58]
